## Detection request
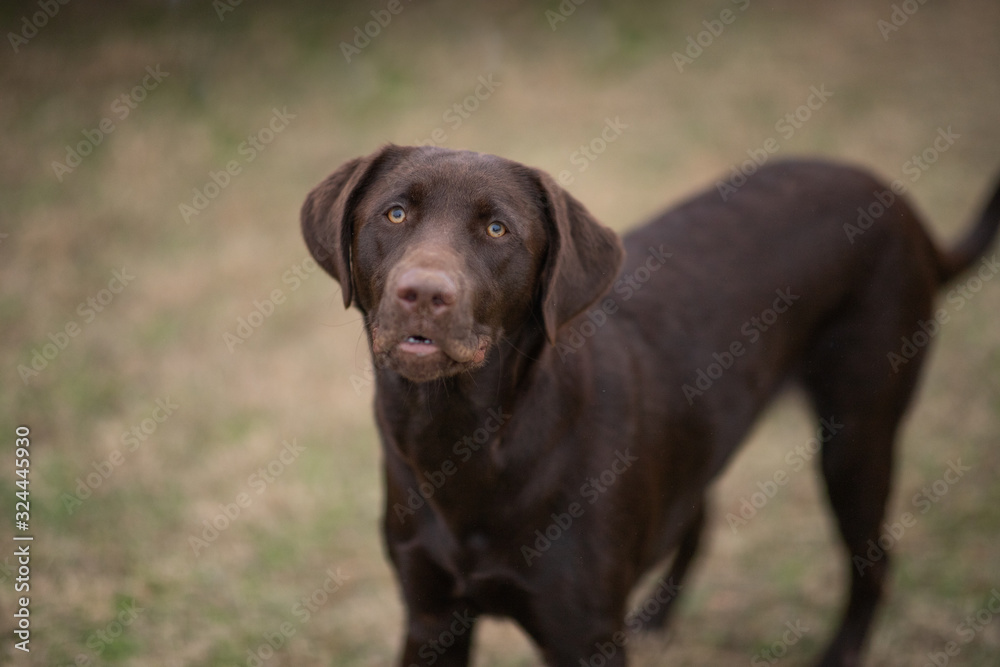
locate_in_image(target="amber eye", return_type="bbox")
[387,206,406,224]
[487,222,507,238]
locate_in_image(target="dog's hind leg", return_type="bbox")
[808,406,899,667]
[798,250,936,667]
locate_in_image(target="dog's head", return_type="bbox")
[301,145,623,382]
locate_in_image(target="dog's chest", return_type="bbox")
[433,526,532,612]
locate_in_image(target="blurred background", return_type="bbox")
[2,0,999,664]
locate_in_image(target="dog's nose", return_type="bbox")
[395,268,458,315]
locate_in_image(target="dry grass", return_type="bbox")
[1,0,999,664]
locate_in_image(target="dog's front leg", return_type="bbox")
[524,598,629,667]
[533,632,628,667]
[400,607,478,667]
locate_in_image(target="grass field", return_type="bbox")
[2,1,999,664]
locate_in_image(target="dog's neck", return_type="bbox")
[376,322,545,449]
[372,322,551,527]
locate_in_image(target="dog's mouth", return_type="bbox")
[398,334,439,356]
[372,326,491,382]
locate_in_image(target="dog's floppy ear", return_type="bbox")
[534,170,625,344]
[300,145,401,308]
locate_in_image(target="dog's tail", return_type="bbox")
[934,171,1000,284]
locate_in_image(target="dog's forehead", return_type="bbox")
[383,148,540,214]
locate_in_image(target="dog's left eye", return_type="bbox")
[387,207,406,224]
[487,222,507,238]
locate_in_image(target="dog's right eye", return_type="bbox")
[387,207,406,224]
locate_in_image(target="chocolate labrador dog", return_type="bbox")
[300,145,999,666]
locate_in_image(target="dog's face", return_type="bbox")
[349,148,549,382]
[301,145,623,382]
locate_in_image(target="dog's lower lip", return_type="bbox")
[398,335,439,357]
